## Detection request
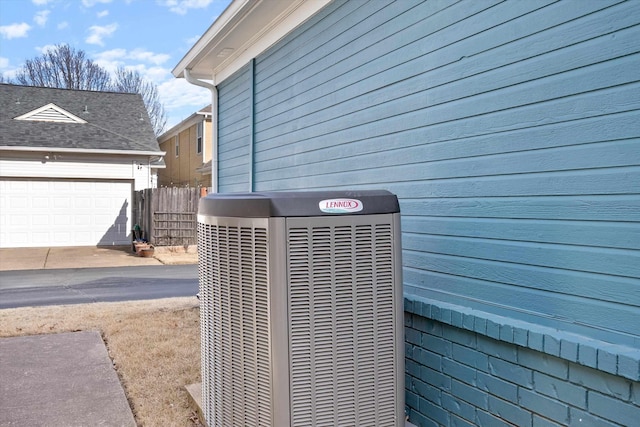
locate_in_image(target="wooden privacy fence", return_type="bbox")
[133,187,210,246]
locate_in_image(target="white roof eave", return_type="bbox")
[0,146,165,157]
[158,110,210,141]
[172,0,331,84]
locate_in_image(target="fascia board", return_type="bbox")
[0,146,165,157]
[173,0,331,83]
[212,0,331,84]
[172,0,257,79]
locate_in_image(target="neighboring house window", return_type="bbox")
[196,122,203,155]
[175,136,179,157]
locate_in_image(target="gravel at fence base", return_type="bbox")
[154,245,198,254]
[153,245,198,265]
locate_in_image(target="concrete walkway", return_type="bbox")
[0,331,136,426]
[0,245,198,425]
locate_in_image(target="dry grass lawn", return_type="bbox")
[0,297,202,427]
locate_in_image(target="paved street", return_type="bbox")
[0,264,198,309]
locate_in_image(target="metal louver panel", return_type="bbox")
[14,103,87,123]
[198,218,272,427]
[287,215,400,427]
[30,107,77,122]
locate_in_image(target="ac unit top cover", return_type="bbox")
[198,190,400,218]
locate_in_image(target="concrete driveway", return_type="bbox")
[0,245,197,271]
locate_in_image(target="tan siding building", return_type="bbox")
[157,105,212,187]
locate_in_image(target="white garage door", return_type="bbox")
[0,179,133,248]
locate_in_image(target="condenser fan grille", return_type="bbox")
[287,217,399,426]
[198,221,272,427]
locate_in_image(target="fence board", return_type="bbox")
[133,187,210,246]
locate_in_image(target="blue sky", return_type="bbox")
[0,0,232,131]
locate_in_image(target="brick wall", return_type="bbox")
[404,298,640,427]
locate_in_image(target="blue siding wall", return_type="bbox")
[217,63,252,192]
[218,0,640,347]
[214,1,640,424]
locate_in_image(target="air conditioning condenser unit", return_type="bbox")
[197,190,404,427]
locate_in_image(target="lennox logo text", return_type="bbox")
[319,198,363,214]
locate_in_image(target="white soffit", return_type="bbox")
[14,103,87,124]
[173,0,331,84]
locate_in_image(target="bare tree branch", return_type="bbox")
[113,67,167,136]
[15,44,111,90]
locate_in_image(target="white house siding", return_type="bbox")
[0,151,154,247]
[215,0,640,349]
[0,152,153,190]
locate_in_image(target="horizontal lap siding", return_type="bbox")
[242,0,640,345]
[217,63,252,192]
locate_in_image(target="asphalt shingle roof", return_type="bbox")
[0,84,161,153]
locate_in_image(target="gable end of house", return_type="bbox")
[14,102,87,124]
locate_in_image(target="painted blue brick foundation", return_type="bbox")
[405,297,640,427]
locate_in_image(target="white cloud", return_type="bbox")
[160,78,206,108]
[94,48,127,61]
[32,0,53,5]
[57,21,69,30]
[0,23,32,39]
[34,10,51,27]
[92,50,172,93]
[86,23,118,46]
[93,48,127,71]
[158,0,214,15]
[94,48,171,69]
[115,63,170,84]
[82,0,112,6]
[36,44,58,54]
[159,78,211,126]
[141,65,171,82]
[97,10,109,18]
[128,48,171,65]
[0,60,20,80]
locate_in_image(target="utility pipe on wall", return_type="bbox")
[249,58,255,192]
[184,69,219,193]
